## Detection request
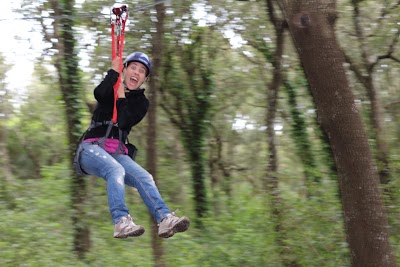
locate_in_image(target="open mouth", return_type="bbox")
[127,76,139,88]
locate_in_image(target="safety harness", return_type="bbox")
[93,5,127,152]
[89,4,129,155]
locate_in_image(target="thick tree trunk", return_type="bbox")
[52,0,90,259]
[276,1,396,266]
[147,2,166,267]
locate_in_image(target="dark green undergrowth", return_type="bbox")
[3,163,400,267]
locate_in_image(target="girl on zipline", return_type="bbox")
[75,52,190,239]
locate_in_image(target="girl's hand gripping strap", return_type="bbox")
[110,5,128,124]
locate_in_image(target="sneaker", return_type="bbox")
[113,215,145,238]
[158,212,190,238]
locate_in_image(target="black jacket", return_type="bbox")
[83,69,149,142]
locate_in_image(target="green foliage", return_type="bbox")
[0,164,355,266]
[280,180,349,266]
[2,0,400,266]
[284,74,324,188]
[164,186,279,267]
[162,26,223,219]
[0,164,77,267]
[5,63,69,179]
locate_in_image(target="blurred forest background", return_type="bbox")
[1,0,400,266]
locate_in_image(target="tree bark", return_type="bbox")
[160,30,214,224]
[343,1,390,184]
[275,0,396,266]
[264,1,299,266]
[147,2,166,267]
[284,79,322,191]
[52,0,90,259]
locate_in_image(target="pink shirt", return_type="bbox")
[84,138,128,154]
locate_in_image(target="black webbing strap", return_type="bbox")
[78,120,127,156]
[88,120,127,155]
[112,128,124,155]
[91,121,114,149]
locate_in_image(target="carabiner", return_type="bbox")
[112,4,127,16]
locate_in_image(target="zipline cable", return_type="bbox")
[0,0,168,21]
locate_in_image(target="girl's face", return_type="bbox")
[124,61,147,90]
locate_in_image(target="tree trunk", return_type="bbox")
[264,2,299,266]
[0,117,16,209]
[364,76,390,183]
[160,30,214,224]
[0,55,16,209]
[284,79,322,191]
[276,1,396,266]
[344,1,390,184]
[53,0,90,259]
[188,145,207,224]
[147,2,166,267]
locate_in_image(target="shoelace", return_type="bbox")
[170,209,180,217]
[158,210,178,226]
[121,215,136,227]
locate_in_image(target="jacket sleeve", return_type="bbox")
[94,69,119,104]
[116,90,149,130]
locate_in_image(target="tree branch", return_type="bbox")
[380,0,400,19]
[369,24,400,70]
[160,102,183,130]
[343,53,369,88]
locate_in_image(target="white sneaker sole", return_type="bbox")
[114,226,145,238]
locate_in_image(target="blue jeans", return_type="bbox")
[79,142,171,224]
